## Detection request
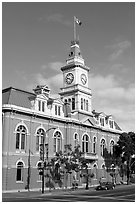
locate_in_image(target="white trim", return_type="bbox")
[36,160,43,167]
[34,126,47,137]
[101,163,106,169]
[81,132,91,142]
[14,121,29,134]
[100,137,107,144]
[53,128,64,139]
[73,132,79,141]
[15,159,25,167]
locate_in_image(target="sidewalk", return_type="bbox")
[2,186,95,199]
[2,183,135,199]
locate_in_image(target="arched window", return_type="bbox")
[81,98,83,110]
[54,131,62,153]
[74,133,79,147]
[36,128,45,152]
[93,137,97,154]
[16,161,24,181]
[82,134,89,153]
[110,140,114,155]
[100,139,106,156]
[16,125,27,150]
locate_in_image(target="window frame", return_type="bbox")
[36,128,45,152]
[15,125,27,151]
[16,161,24,182]
[82,134,89,153]
[53,131,62,153]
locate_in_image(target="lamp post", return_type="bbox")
[111,164,115,184]
[41,127,56,194]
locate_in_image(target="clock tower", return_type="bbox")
[59,40,92,115]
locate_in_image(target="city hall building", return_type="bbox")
[2,38,122,192]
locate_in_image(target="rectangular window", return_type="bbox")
[86,100,88,111]
[109,120,113,128]
[42,101,45,112]
[38,101,41,111]
[100,118,104,126]
[58,106,61,116]
[72,98,75,110]
[55,105,58,115]
[81,98,83,110]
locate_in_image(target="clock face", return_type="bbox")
[81,73,87,85]
[65,73,74,84]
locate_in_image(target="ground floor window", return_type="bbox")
[16,161,24,182]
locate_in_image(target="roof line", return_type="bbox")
[2,86,36,96]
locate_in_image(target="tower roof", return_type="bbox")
[66,40,85,65]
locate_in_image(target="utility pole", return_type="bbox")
[27,149,31,191]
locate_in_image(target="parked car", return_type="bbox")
[95,182,115,190]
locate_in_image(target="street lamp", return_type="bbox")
[111,164,115,184]
[41,127,56,194]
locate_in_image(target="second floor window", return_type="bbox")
[16,125,26,150]
[36,128,45,152]
[82,134,89,153]
[53,131,62,153]
[100,139,106,156]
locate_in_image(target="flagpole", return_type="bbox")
[74,16,76,42]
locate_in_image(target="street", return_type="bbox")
[2,184,135,202]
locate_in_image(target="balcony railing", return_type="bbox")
[82,152,98,160]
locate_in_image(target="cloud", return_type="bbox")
[47,13,71,26]
[27,72,63,95]
[106,40,131,61]
[89,74,135,132]
[41,62,64,72]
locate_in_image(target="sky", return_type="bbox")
[2,2,135,132]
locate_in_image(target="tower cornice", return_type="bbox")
[61,63,90,72]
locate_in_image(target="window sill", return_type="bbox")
[37,180,42,182]
[16,181,24,184]
[16,150,25,154]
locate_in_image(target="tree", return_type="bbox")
[103,132,135,185]
[50,144,94,190]
[116,132,135,184]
